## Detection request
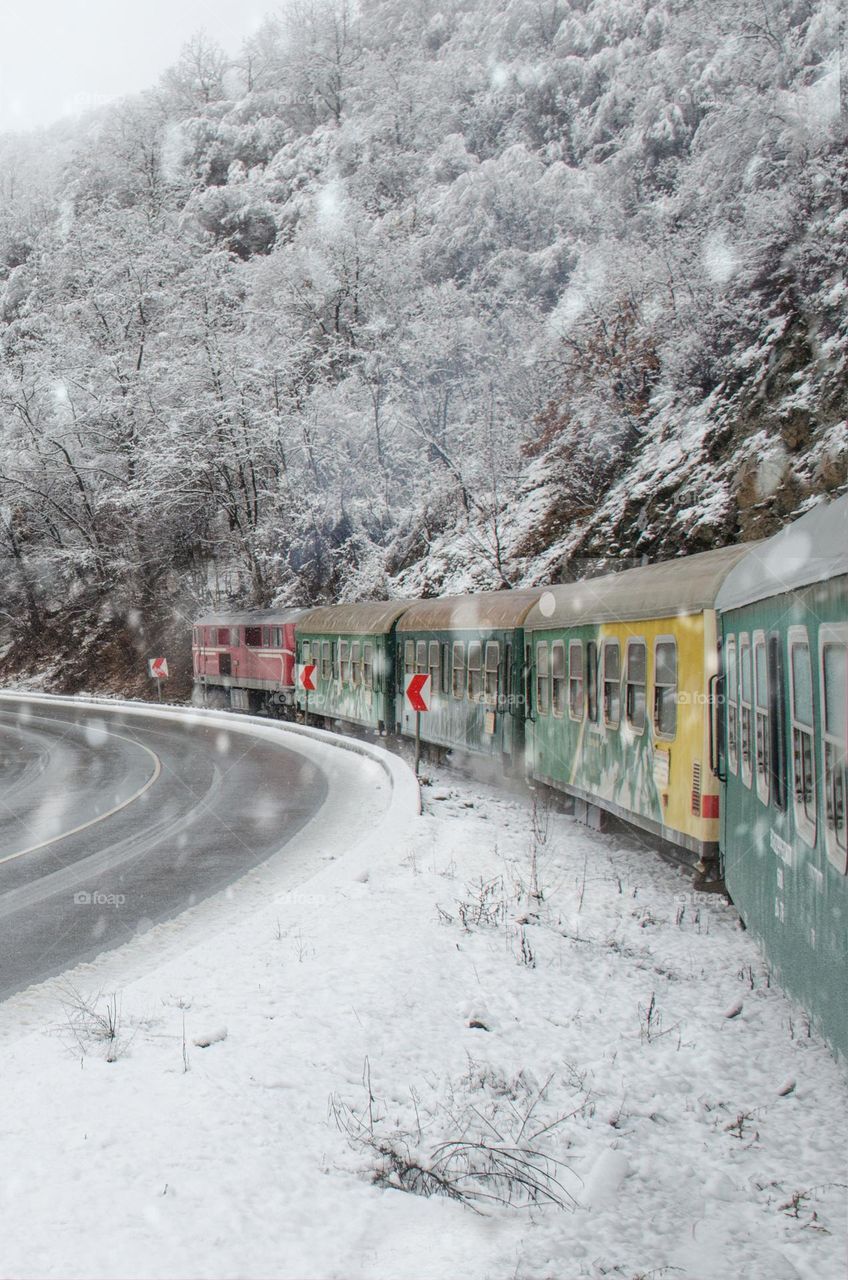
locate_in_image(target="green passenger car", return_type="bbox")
[716,495,848,1059]
[395,590,543,763]
[294,601,413,733]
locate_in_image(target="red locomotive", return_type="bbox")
[191,609,304,713]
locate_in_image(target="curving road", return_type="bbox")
[0,696,329,1001]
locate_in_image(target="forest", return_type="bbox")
[0,0,844,689]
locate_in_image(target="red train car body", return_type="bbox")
[192,609,304,712]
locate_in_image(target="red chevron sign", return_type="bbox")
[298,663,317,692]
[148,657,169,679]
[405,673,431,712]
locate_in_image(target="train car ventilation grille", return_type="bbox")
[691,762,702,817]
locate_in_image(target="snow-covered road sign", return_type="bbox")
[148,657,169,679]
[405,673,431,712]
[298,663,317,692]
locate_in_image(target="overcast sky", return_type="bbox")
[0,0,270,133]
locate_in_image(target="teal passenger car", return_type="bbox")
[716,495,848,1059]
[395,590,543,765]
[294,601,412,733]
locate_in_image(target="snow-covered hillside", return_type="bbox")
[0,0,845,675]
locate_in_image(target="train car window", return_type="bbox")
[302,640,311,664]
[820,635,846,871]
[416,640,427,674]
[244,626,262,647]
[338,639,350,683]
[625,639,647,732]
[485,642,500,704]
[550,642,566,717]
[441,643,450,695]
[262,627,271,647]
[789,631,816,845]
[363,642,374,689]
[654,639,678,739]
[452,642,466,698]
[739,634,752,784]
[272,627,282,648]
[505,643,513,705]
[467,642,483,701]
[428,642,440,693]
[568,641,584,720]
[536,643,550,716]
[404,640,415,676]
[767,635,787,811]
[725,636,738,774]
[217,628,230,646]
[351,641,361,687]
[603,641,621,728]
[754,633,770,805]
[586,641,599,723]
[321,640,331,681]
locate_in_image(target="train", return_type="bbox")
[192,493,848,1059]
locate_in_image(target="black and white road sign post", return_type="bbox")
[298,662,317,727]
[405,673,431,776]
[148,656,169,704]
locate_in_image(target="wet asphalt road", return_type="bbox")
[0,697,328,1001]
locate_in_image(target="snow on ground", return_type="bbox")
[0,758,845,1280]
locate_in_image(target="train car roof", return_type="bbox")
[525,544,754,630]
[194,608,306,626]
[716,493,848,612]
[296,600,415,635]
[396,588,545,632]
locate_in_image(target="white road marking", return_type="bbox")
[0,732,162,866]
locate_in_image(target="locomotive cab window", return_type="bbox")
[467,642,483,701]
[754,632,770,806]
[653,639,677,739]
[739,634,753,786]
[244,626,262,648]
[820,631,846,872]
[217,627,230,646]
[452,643,466,699]
[363,642,374,690]
[551,641,566,717]
[789,630,816,846]
[603,640,621,728]
[568,641,584,720]
[725,636,738,775]
[625,639,647,732]
[536,643,550,716]
[485,642,500,704]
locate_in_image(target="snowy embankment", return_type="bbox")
[0,727,845,1279]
